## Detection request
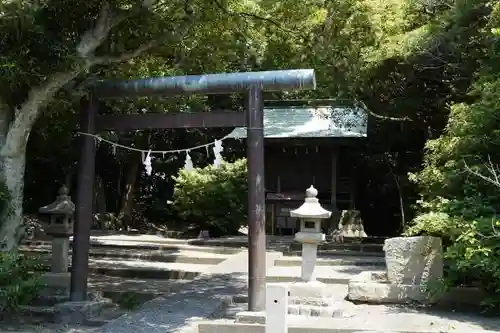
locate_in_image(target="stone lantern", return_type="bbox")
[39,186,75,274]
[291,185,331,282]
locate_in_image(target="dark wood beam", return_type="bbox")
[96,111,246,131]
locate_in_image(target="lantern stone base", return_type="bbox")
[288,280,334,299]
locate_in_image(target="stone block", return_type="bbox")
[384,236,443,285]
[54,299,112,324]
[40,272,71,288]
[337,210,368,238]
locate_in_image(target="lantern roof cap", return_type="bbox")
[290,185,331,219]
[39,186,75,215]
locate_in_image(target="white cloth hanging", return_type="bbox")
[212,140,224,168]
[143,150,152,176]
[184,151,194,171]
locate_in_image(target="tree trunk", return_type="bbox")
[95,176,107,217]
[0,151,27,250]
[118,152,142,228]
[384,153,406,231]
[0,2,158,251]
[0,71,80,251]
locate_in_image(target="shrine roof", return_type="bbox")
[227,106,367,139]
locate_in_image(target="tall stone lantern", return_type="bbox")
[39,186,75,274]
[291,185,331,282]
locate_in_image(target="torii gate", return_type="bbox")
[71,69,316,311]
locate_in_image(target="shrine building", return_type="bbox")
[227,100,368,236]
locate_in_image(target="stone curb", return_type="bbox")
[197,321,495,333]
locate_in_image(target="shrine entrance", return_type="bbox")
[70,70,316,311]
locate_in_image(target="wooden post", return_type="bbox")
[247,85,266,311]
[70,96,97,301]
[330,149,338,209]
[330,149,339,231]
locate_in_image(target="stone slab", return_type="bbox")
[348,271,485,308]
[348,280,430,304]
[54,299,112,324]
[347,271,436,304]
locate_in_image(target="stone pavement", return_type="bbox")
[94,251,282,333]
[96,272,247,333]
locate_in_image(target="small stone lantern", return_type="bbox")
[39,186,75,273]
[291,185,331,282]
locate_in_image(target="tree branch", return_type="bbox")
[464,157,500,188]
[210,0,299,36]
[91,9,194,66]
[1,70,82,156]
[76,2,125,59]
[91,41,156,65]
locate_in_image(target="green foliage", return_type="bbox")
[408,3,500,304]
[405,210,455,238]
[116,291,141,310]
[0,253,43,313]
[172,159,247,236]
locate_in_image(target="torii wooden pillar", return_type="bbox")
[71,70,316,312]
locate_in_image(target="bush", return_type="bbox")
[0,253,43,314]
[406,197,500,308]
[172,158,247,236]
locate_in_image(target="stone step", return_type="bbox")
[22,239,241,255]
[290,243,384,253]
[266,265,381,285]
[266,275,351,284]
[88,259,209,279]
[35,258,212,280]
[274,256,385,267]
[188,236,388,249]
[21,246,230,265]
[284,249,384,257]
[87,274,190,295]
